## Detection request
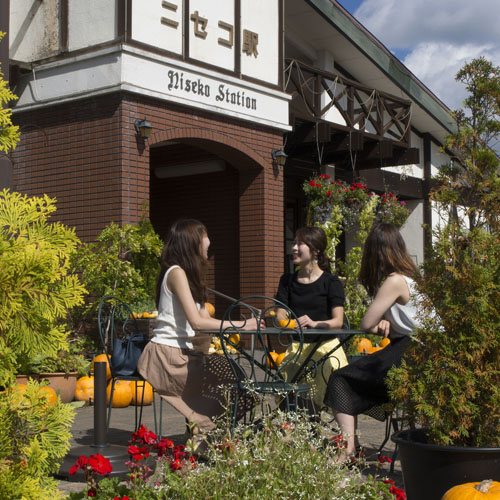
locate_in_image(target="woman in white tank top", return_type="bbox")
[324,223,421,461]
[137,219,261,453]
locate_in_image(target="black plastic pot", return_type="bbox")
[392,428,500,500]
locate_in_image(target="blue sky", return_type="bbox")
[336,0,500,110]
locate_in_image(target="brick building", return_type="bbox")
[4,0,453,305]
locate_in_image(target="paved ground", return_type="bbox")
[57,400,404,496]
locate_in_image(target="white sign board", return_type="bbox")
[131,0,279,85]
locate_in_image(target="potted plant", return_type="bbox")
[387,57,500,499]
[16,349,90,403]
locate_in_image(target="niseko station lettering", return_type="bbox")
[167,69,257,110]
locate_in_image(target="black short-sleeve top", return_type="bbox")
[275,271,345,321]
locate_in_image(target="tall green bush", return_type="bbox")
[387,57,500,447]
[0,190,86,384]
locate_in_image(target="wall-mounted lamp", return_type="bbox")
[134,119,153,139]
[272,149,288,168]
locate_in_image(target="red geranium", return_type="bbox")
[88,454,112,475]
[69,455,88,476]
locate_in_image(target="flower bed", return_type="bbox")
[67,412,405,499]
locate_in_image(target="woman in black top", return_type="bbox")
[275,226,348,409]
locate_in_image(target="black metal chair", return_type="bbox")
[219,296,315,429]
[97,296,161,433]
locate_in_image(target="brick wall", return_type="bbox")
[12,91,285,304]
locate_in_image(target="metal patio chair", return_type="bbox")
[219,295,315,430]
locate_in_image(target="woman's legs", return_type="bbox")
[333,411,357,456]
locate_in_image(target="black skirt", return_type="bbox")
[323,335,411,421]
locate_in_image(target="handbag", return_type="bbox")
[111,333,150,377]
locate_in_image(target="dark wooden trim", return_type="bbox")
[278,0,284,89]
[117,0,127,41]
[355,169,423,199]
[126,0,132,41]
[60,0,69,53]
[184,0,190,59]
[423,133,432,255]
[0,0,9,82]
[235,0,241,76]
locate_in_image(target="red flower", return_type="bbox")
[384,478,396,485]
[389,486,406,500]
[88,454,112,475]
[87,487,97,497]
[170,459,182,471]
[155,438,174,456]
[127,445,149,461]
[378,455,392,464]
[326,190,331,197]
[69,455,88,475]
[281,422,293,431]
[309,180,316,187]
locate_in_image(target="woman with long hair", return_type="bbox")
[324,222,420,460]
[275,226,348,409]
[138,219,260,447]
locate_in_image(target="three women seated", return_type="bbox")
[138,218,420,460]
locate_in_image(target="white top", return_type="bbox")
[151,265,199,349]
[384,276,421,337]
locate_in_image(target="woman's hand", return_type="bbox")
[375,319,391,338]
[240,317,265,331]
[298,315,317,328]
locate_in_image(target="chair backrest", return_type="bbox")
[219,296,305,389]
[97,296,146,378]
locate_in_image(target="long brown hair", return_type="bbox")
[295,226,331,273]
[359,223,417,297]
[156,219,208,306]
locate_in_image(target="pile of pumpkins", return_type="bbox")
[74,354,154,408]
[354,337,391,354]
[131,310,158,319]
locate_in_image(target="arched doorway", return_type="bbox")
[149,134,267,311]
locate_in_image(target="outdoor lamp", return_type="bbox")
[134,119,153,139]
[272,149,288,167]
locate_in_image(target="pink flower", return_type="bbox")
[401,201,406,206]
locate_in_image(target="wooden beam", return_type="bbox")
[354,169,423,198]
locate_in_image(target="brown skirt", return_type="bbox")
[137,341,240,432]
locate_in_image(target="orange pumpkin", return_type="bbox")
[355,338,373,354]
[205,302,215,317]
[106,380,132,408]
[442,479,500,500]
[380,338,391,348]
[91,354,111,381]
[130,381,154,406]
[369,346,383,354]
[279,318,297,329]
[75,375,95,402]
[276,352,286,365]
[267,351,279,368]
[38,386,58,406]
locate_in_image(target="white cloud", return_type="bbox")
[353,0,500,109]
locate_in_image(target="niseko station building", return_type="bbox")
[2,0,454,302]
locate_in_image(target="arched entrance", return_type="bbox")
[148,129,271,310]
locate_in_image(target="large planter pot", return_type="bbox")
[16,372,78,403]
[392,428,500,500]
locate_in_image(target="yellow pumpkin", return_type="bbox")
[75,375,94,402]
[205,302,215,317]
[38,386,58,406]
[130,381,154,406]
[91,354,111,381]
[442,479,500,500]
[279,318,297,328]
[229,333,240,346]
[106,380,132,408]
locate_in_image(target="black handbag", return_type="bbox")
[111,334,150,377]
